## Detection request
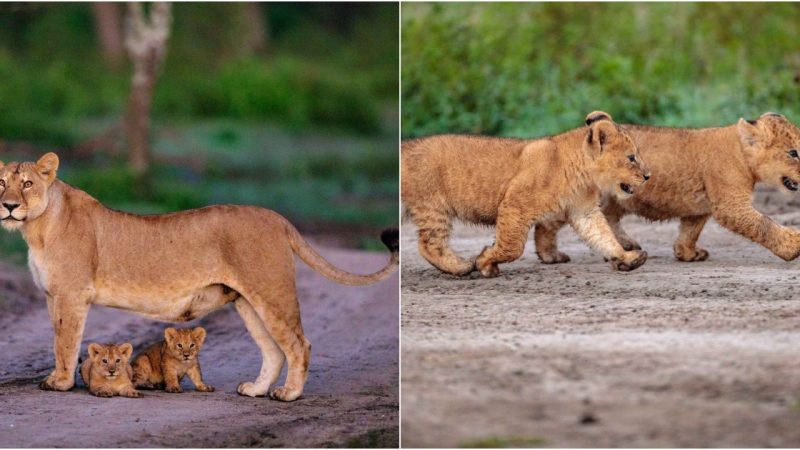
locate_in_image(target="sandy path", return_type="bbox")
[401,188,800,448]
[0,244,398,448]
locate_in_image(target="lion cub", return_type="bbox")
[131,327,214,393]
[80,342,141,398]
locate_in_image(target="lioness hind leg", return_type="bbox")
[412,208,474,276]
[674,215,710,262]
[234,298,285,398]
[534,221,571,264]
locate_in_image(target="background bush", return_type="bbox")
[402,3,800,138]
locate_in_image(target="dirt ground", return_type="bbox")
[0,243,398,448]
[401,187,800,448]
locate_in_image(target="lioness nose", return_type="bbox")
[3,202,19,212]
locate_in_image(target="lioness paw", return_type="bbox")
[538,251,571,264]
[39,375,74,392]
[269,386,302,402]
[237,382,266,397]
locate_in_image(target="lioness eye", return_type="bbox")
[790,149,799,158]
[102,359,107,363]
[627,154,636,162]
[23,181,32,188]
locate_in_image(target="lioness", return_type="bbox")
[535,112,800,263]
[402,111,650,277]
[0,153,398,402]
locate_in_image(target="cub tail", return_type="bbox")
[286,222,399,286]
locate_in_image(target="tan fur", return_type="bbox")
[0,153,398,401]
[79,342,141,398]
[535,112,800,263]
[401,111,651,277]
[131,327,213,393]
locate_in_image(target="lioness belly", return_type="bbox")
[93,284,239,322]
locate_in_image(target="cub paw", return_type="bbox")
[269,386,302,402]
[674,245,709,262]
[538,251,571,264]
[135,382,155,390]
[237,382,266,397]
[165,385,183,393]
[196,384,215,393]
[609,250,647,272]
[124,390,143,398]
[93,390,114,398]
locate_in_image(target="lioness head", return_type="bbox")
[88,342,133,380]
[164,327,207,362]
[583,111,650,199]
[738,112,800,192]
[0,153,59,231]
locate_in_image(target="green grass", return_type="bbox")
[459,436,548,448]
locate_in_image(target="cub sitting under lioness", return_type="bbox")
[80,342,142,398]
[535,112,800,263]
[402,111,651,277]
[131,327,214,393]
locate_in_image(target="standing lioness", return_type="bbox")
[0,153,398,401]
[402,111,650,277]
[535,112,800,263]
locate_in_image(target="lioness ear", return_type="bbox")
[164,327,178,343]
[192,327,207,345]
[36,152,59,183]
[585,111,613,126]
[737,117,769,148]
[119,343,133,359]
[88,343,103,359]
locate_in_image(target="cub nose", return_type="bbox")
[643,173,651,181]
[3,202,19,212]
[108,368,116,374]
[183,353,190,357]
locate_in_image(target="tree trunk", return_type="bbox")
[123,2,172,176]
[91,2,124,69]
[242,3,268,55]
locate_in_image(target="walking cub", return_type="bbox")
[80,342,141,398]
[131,327,214,393]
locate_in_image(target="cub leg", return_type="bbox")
[186,365,214,392]
[534,221,570,264]
[131,356,155,389]
[674,215,711,262]
[603,199,640,251]
[412,207,474,276]
[164,370,183,393]
[569,207,647,271]
[234,298,285,397]
[40,293,91,391]
[711,199,800,261]
[475,205,533,278]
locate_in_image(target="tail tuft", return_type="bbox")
[380,228,399,253]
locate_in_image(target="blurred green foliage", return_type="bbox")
[402,3,800,138]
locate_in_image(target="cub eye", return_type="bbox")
[190,343,195,348]
[115,358,120,363]
[627,154,636,162]
[790,149,799,158]
[177,343,183,348]
[0,180,5,188]
[102,359,108,363]
[23,181,32,189]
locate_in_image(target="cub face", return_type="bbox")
[738,112,800,193]
[164,327,207,362]
[88,343,133,379]
[0,153,60,231]
[583,111,650,200]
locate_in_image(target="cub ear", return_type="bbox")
[737,117,770,148]
[761,111,785,120]
[585,119,618,157]
[88,343,104,359]
[0,160,4,169]
[585,110,613,126]
[164,327,178,343]
[118,343,133,359]
[191,327,207,345]
[36,152,59,183]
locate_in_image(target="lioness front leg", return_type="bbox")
[569,207,647,271]
[475,207,532,277]
[534,221,571,264]
[674,215,711,262]
[40,294,91,391]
